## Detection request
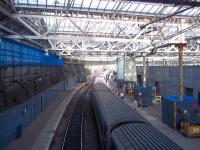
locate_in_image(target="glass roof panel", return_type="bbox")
[181,8,198,16]
[193,9,200,16]
[168,7,179,14]
[73,0,83,7]
[37,0,46,5]
[82,0,92,8]
[154,5,164,14]
[135,4,146,12]
[120,3,132,11]
[13,0,200,18]
[27,0,37,5]
[90,0,99,9]
[128,3,139,11]
[55,0,66,6]
[112,1,120,10]
[47,0,56,6]
[187,8,199,16]
[162,7,174,15]
[18,0,29,4]
[180,8,191,16]
[105,1,117,10]
[142,5,153,13]
[148,5,161,13]
[98,1,109,10]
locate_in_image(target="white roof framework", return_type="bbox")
[1,0,200,63]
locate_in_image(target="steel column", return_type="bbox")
[178,44,184,102]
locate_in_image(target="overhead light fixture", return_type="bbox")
[58,53,62,59]
[45,49,49,56]
[196,37,200,44]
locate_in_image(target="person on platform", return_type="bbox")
[133,100,138,110]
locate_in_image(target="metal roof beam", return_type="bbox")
[0,1,12,17]
[12,13,198,25]
[4,35,152,43]
[42,18,65,36]
[16,17,54,49]
[0,3,50,49]
[12,6,200,20]
[68,18,87,35]
[17,17,41,36]
[0,25,45,49]
[12,13,200,25]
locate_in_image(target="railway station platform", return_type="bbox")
[105,77,200,150]
[6,83,82,150]
[5,77,200,150]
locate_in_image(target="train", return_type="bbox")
[90,83,182,150]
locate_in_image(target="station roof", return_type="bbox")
[1,0,200,63]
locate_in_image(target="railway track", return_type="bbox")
[61,89,90,150]
[49,81,93,150]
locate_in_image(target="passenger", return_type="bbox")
[112,88,115,92]
[105,74,108,83]
[120,91,124,98]
[106,74,109,84]
[115,89,118,95]
[107,73,110,80]
[133,100,138,110]
[124,84,126,93]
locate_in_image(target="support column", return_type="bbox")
[178,19,186,102]
[143,55,146,87]
[178,44,185,102]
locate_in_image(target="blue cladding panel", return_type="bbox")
[134,84,153,106]
[162,96,176,128]
[0,81,66,149]
[164,96,196,103]
[0,37,64,67]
